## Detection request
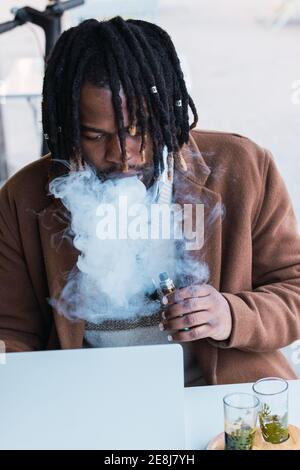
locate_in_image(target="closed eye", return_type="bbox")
[82,133,106,141]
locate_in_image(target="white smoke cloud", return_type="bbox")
[48,140,216,324]
[49,164,180,324]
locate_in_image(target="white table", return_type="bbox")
[184,379,300,450]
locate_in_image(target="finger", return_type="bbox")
[168,324,212,343]
[165,297,211,319]
[163,310,211,331]
[167,284,212,305]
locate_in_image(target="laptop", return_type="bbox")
[0,344,185,450]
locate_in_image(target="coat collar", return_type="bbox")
[176,131,211,187]
[39,133,219,383]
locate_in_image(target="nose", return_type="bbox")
[105,133,140,168]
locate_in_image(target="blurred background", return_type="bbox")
[0,0,300,372]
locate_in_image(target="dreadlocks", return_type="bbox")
[42,16,198,177]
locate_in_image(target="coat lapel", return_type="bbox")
[174,133,223,290]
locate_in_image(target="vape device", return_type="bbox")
[158,272,190,332]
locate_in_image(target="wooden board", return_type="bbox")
[207,425,300,450]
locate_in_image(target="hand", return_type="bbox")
[159,284,232,343]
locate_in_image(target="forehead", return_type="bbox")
[79,81,129,130]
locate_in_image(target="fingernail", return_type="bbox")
[167,335,173,342]
[161,311,166,320]
[159,322,164,331]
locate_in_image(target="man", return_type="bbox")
[0,16,300,385]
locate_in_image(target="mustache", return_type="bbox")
[97,163,154,179]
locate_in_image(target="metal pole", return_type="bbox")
[0,1,85,159]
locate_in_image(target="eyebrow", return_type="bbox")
[80,125,108,134]
[80,124,134,134]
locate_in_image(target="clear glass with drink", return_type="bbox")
[223,393,259,450]
[252,377,289,444]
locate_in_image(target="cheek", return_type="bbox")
[80,140,106,167]
[126,135,142,152]
[126,134,152,154]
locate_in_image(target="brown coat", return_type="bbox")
[1,129,299,384]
